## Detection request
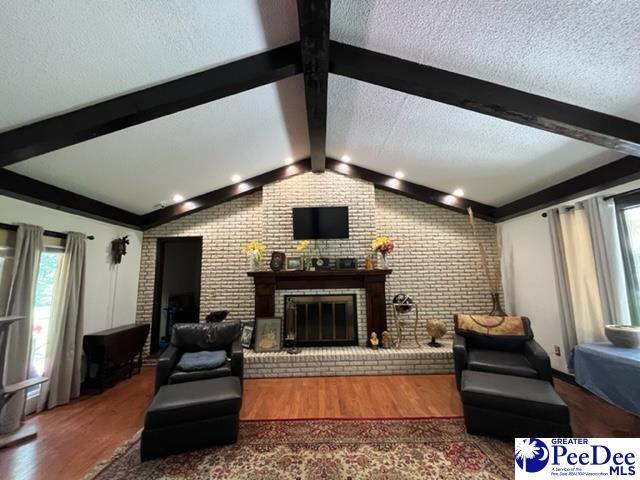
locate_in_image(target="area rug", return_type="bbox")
[85,418,513,479]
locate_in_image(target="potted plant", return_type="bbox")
[242,240,266,272]
[296,240,311,270]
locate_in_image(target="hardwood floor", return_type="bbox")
[1,368,638,480]
[242,373,463,419]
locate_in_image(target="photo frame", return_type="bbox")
[270,252,286,271]
[240,322,254,349]
[286,256,302,271]
[253,317,283,353]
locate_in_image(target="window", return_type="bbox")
[616,192,640,326]
[30,247,63,378]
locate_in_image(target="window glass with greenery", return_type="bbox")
[616,193,640,326]
[30,247,63,377]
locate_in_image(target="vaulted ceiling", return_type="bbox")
[1,0,639,227]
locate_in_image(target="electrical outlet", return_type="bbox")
[553,345,561,356]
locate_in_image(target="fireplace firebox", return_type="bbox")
[285,294,357,347]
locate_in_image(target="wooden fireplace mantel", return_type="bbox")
[248,269,392,342]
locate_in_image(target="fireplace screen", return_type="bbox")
[284,294,357,347]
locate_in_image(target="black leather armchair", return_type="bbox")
[155,320,242,392]
[453,316,552,390]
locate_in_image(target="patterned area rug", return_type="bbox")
[85,418,513,479]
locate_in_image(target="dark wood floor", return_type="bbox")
[1,368,638,480]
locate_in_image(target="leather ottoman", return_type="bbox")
[141,376,242,461]
[460,370,572,438]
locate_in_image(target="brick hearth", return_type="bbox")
[243,342,454,378]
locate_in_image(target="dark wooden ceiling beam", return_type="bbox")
[330,41,640,156]
[139,159,312,229]
[492,155,640,221]
[0,169,141,228]
[0,43,302,167]
[297,0,330,172]
[326,158,496,222]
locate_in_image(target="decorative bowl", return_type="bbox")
[605,324,640,348]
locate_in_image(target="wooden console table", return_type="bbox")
[83,323,150,392]
[248,270,392,343]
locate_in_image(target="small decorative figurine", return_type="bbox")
[111,236,129,264]
[381,330,392,349]
[364,255,374,270]
[426,319,447,347]
[370,332,379,349]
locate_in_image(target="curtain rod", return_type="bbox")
[603,187,640,202]
[0,223,95,240]
[542,187,640,218]
[541,205,575,218]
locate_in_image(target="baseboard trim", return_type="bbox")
[552,368,577,386]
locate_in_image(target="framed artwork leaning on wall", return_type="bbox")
[253,317,283,352]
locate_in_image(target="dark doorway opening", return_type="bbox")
[151,237,202,354]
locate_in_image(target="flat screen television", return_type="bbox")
[292,207,349,239]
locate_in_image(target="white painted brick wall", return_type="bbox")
[136,193,262,354]
[243,344,454,378]
[135,171,500,360]
[262,171,375,266]
[375,189,500,339]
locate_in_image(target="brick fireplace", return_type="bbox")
[248,269,391,346]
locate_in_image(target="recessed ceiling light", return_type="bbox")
[172,194,184,202]
[341,155,351,163]
[231,174,241,183]
[394,171,405,179]
[284,157,293,165]
[453,188,465,197]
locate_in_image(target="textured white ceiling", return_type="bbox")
[327,75,622,206]
[0,0,298,131]
[3,1,637,214]
[332,0,640,122]
[8,77,309,214]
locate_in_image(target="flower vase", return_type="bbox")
[489,292,507,317]
[249,256,260,272]
[379,253,388,270]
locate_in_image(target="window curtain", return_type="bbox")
[38,232,86,411]
[0,224,43,435]
[584,197,631,326]
[558,205,606,344]
[548,199,630,369]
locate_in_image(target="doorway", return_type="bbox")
[151,237,202,354]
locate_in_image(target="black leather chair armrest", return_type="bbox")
[155,345,180,393]
[230,338,243,380]
[523,339,553,383]
[453,334,468,391]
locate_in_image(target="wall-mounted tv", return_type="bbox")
[292,207,349,239]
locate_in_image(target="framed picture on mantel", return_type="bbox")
[286,256,302,270]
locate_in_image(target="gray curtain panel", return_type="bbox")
[584,197,631,326]
[40,232,86,411]
[0,224,43,434]
[547,208,577,370]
